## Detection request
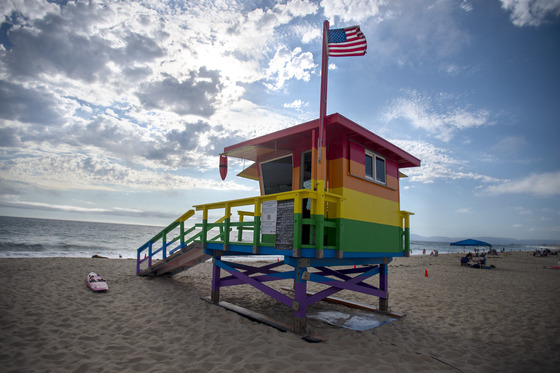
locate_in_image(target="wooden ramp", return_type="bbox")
[138,242,210,277]
[201,297,325,343]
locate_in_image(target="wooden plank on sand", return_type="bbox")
[201,297,325,343]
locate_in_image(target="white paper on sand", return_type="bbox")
[309,311,396,331]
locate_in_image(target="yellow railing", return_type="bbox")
[193,188,344,256]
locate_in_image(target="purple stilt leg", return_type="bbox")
[293,260,308,334]
[379,261,389,311]
[211,257,221,303]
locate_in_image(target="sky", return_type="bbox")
[0,0,559,241]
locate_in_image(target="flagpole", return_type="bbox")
[318,20,329,190]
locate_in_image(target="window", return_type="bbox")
[261,155,293,195]
[365,150,386,184]
[301,150,312,188]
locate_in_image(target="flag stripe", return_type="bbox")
[327,26,367,57]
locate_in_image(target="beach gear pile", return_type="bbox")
[460,252,496,270]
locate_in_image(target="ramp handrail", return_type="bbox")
[136,210,196,274]
[136,209,234,274]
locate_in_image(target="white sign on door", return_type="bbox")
[260,200,277,234]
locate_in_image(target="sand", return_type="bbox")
[1,252,559,372]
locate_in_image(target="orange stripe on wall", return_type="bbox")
[328,158,399,203]
[348,159,365,179]
[293,165,301,190]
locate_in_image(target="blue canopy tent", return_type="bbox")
[450,239,492,248]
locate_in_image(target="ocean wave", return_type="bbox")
[0,241,137,259]
[0,242,46,252]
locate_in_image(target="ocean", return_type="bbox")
[0,216,537,259]
[0,216,162,259]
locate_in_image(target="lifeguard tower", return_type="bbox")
[137,21,420,335]
[136,112,420,335]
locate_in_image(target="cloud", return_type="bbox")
[0,200,110,213]
[0,154,253,192]
[514,206,533,215]
[0,0,319,121]
[136,69,222,117]
[283,99,308,110]
[457,207,473,214]
[282,0,320,18]
[481,171,560,196]
[2,2,152,83]
[499,0,560,27]
[361,0,472,67]
[2,102,228,170]
[321,0,386,24]
[211,98,304,141]
[528,225,560,233]
[391,140,498,184]
[0,199,177,219]
[491,136,528,155]
[382,90,491,141]
[265,47,316,90]
[460,1,474,12]
[439,62,479,76]
[0,81,63,125]
[0,0,318,158]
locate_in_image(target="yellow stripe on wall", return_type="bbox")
[329,187,401,227]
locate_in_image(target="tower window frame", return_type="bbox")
[365,150,386,185]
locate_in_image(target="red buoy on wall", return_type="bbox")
[219,154,228,180]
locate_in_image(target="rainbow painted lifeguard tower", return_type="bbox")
[136,21,421,335]
[136,112,420,333]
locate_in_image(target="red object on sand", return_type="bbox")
[425,269,428,277]
[219,155,228,180]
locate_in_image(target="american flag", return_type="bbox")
[327,26,367,57]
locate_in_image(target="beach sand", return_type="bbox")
[1,252,559,372]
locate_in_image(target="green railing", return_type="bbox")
[193,188,344,257]
[400,210,414,256]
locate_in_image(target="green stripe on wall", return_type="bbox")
[259,215,404,254]
[338,218,403,253]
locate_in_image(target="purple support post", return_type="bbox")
[211,257,221,303]
[379,261,389,311]
[148,242,153,268]
[293,259,309,334]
